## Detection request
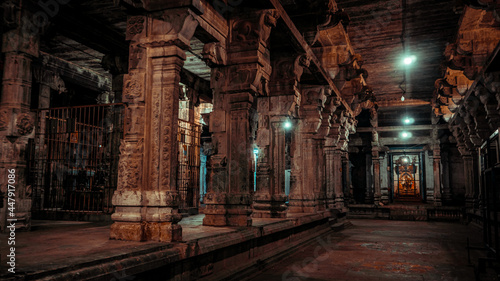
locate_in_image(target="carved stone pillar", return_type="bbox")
[341,151,352,203]
[110,10,199,242]
[372,147,381,205]
[441,150,452,204]
[253,108,288,218]
[463,154,475,207]
[0,8,39,232]
[325,111,343,211]
[204,9,278,226]
[432,144,442,207]
[289,87,326,213]
[253,54,306,218]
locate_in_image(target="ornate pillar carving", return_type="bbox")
[289,87,327,213]
[204,9,278,226]
[0,5,39,232]
[110,9,199,242]
[324,101,343,211]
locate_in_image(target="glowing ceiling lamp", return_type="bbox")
[403,55,417,65]
[400,131,412,139]
[403,117,414,124]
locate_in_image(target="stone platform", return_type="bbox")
[0,212,345,280]
[347,204,463,221]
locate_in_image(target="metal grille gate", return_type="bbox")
[29,104,124,216]
[177,119,201,212]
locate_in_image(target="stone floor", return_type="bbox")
[246,219,483,281]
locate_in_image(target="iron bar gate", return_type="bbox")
[29,104,124,217]
[177,119,201,212]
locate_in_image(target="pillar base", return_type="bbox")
[288,194,318,213]
[434,196,442,207]
[203,193,252,226]
[110,221,182,242]
[252,194,287,218]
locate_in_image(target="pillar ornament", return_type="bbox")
[125,9,199,49]
[476,85,500,130]
[201,42,227,67]
[110,9,199,242]
[465,95,490,143]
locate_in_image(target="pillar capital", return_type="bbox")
[126,8,199,49]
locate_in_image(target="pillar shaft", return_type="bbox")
[254,112,288,218]
[433,146,442,206]
[372,149,381,205]
[463,155,475,207]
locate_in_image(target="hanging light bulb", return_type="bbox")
[401,95,405,101]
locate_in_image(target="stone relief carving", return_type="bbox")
[0,110,9,131]
[202,42,227,67]
[232,9,279,47]
[16,113,34,136]
[118,139,144,190]
[126,16,145,39]
[123,72,145,102]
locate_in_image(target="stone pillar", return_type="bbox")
[253,109,288,218]
[463,154,475,208]
[325,114,343,211]
[380,152,389,204]
[0,9,39,232]
[432,144,442,207]
[110,10,199,242]
[289,87,326,213]
[372,147,381,205]
[441,149,452,204]
[203,9,278,226]
[253,54,307,218]
[341,150,352,203]
[333,149,344,209]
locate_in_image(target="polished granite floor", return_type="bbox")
[246,219,483,281]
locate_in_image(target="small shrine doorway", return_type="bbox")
[392,154,423,202]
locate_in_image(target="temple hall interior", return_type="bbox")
[0,0,499,280]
